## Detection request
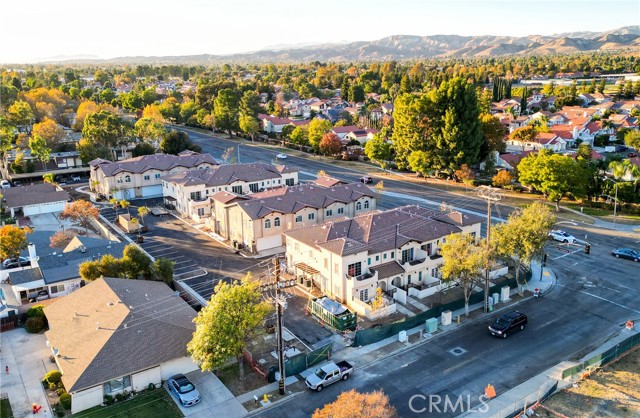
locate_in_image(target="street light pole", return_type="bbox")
[613,182,618,229]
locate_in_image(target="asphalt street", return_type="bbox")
[175,128,640,417]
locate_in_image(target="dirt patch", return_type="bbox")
[542,347,640,418]
[215,363,268,397]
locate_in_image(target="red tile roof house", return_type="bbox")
[507,132,566,152]
[44,278,199,414]
[258,114,293,134]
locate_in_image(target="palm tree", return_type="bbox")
[609,160,640,193]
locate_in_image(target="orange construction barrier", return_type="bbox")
[485,384,496,399]
[626,320,634,330]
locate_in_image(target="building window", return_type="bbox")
[295,215,302,222]
[326,209,333,217]
[401,248,414,264]
[249,183,259,193]
[391,252,394,259]
[50,284,64,294]
[324,258,328,269]
[356,202,362,211]
[264,219,271,229]
[155,173,161,179]
[408,275,412,284]
[197,208,205,217]
[364,200,370,209]
[232,185,243,194]
[103,375,131,395]
[421,243,432,256]
[124,175,131,183]
[418,271,423,281]
[383,253,387,259]
[347,262,361,277]
[334,263,339,274]
[308,213,315,220]
[337,207,344,215]
[190,192,201,201]
[367,258,371,265]
[274,217,280,227]
[359,289,369,302]
[143,175,150,181]
[375,255,379,261]
[286,178,295,186]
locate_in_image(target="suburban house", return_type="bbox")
[90,151,219,200]
[44,278,198,414]
[161,163,298,221]
[258,114,293,134]
[343,128,379,145]
[491,99,521,116]
[331,125,361,140]
[209,182,377,254]
[496,150,534,171]
[507,132,566,152]
[1,150,87,182]
[1,239,126,306]
[283,205,483,313]
[1,183,70,217]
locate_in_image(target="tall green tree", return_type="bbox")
[187,277,271,378]
[7,100,34,128]
[152,258,175,284]
[290,126,309,149]
[238,91,261,141]
[364,128,394,171]
[160,130,201,155]
[440,232,488,317]
[491,202,555,295]
[307,119,333,152]
[391,93,426,170]
[29,135,51,171]
[479,113,508,163]
[517,150,589,211]
[213,89,240,138]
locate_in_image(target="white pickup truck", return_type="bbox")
[305,360,353,392]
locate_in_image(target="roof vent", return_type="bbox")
[80,246,87,253]
[123,323,128,329]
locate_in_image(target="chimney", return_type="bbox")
[27,243,39,268]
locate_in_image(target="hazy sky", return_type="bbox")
[2,0,638,63]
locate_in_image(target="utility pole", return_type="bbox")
[273,257,286,395]
[475,186,502,313]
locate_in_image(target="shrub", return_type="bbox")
[53,402,65,417]
[44,370,62,385]
[27,305,46,318]
[103,395,114,406]
[59,393,72,410]
[25,317,46,333]
[56,388,66,396]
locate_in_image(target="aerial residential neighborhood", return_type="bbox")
[1,2,640,418]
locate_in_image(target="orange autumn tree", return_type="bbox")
[59,200,99,234]
[312,389,396,418]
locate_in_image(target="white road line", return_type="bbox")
[551,248,584,260]
[174,262,198,268]
[142,244,166,249]
[557,284,640,314]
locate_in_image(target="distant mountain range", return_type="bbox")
[43,26,640,65]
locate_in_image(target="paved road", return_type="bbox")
[175,128,640,416]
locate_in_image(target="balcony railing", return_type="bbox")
[346,271,377,281]
[407,257,427,266]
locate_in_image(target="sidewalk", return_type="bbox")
[559,204,640,232]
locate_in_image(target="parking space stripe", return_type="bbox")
[150,250,179,257]
[174,263,198,269]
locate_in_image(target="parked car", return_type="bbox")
[2,257,31,269]
[0,180,11,188]
[359,176,373,184]
[488,311,528,338]
[611,248,640,262]
[276,153,288,159]
[305,360,353,392]
[29,290,50,303]
[168,374,201,407]
[615,144,628,153]
[549,230,576,243]
[71,175,82,182]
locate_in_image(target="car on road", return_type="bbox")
[611,248,640,262]
[168,374,201,407]
[0,180,11,188]
[360,176,373,184]
[276,153,287,159]
[549,230,576,243]
[305,360,353,392]
[488,311,528,338]
[2,256,31,269]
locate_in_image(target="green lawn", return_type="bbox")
[1,398,14,418]
[71,389,182,418]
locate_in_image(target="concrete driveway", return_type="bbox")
[0,328,56,418]
[165,369,246,418]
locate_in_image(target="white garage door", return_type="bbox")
[23,201,67,216]
[256,234,283,252]
[141,185,163,197]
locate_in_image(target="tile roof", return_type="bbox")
[44,278,196,392]
[161,163,296,187]
[91,153,218,176]
[2,183,70,208]
[371,261,405,279]
[285,205,468,256]
[237,182,376,220]
[332,125,360,134]
[211,191,250,204]
[258,113,292,125]
[314,176,346,187]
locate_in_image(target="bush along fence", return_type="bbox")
[561,331,640,380]
[267,342,333,383]
[352,276,522,347]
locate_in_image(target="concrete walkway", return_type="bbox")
[559,204,640,232]
[1,328,56,418]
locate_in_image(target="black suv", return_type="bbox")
[488,311,528,338]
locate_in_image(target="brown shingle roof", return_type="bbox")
[91,153,218,176]
[161,163,295,187]
[2,183,70,208]
[371,261,405,279]
[237,182,376,220]
[44,278,196,392]
[285,205,467,256]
